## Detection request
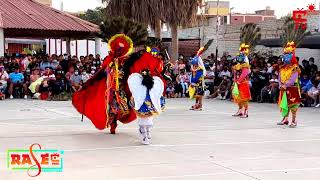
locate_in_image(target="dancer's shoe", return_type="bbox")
[240,110,248,118]
[110,121,117,134]
[232,109,243,117]
[277,117,289,125]
[289,121,297,128]
[141,136,150,145]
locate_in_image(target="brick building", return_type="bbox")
[231,7,277,25]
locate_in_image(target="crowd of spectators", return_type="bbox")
[165,53,320,108]
[1,52,319,108]
[0,54,102,100]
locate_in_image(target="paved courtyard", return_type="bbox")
[0,99,320,180]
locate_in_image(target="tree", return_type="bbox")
[99,16,148,46]
[158,0,198,61]
[104,0,199,62]
[280,16,309,47]
[104,0,162,38]
[240,23,262,52]
[78,7,104,25]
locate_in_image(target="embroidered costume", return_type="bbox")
[232,43,251,118]
[72,34,137,134]
[277,41,301,128]
[72,34,166,144]
[188,40,212,111]
[127,47,166,145]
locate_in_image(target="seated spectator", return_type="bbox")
[38,79,51,100]
[81,68,91,83]
[218,66,231,78]
[309,57,318,77]
[21,54,31,72]
[176,69,189,97]
[259,74,279,103]
[166,83,175,98]
[70,69,82,92]
[40,58,51,71]
[307,72,320,107]
[0,64,9,98]
[8,67,28,99]
[65,66,75,82]
[51,59,59,70]
[27,57,39,70]
[52,70,67,96]
[9,58,20,73]
[28,68,42,98]
[300,73,310,89]
[209,75,231,100]
[204,66,215,95]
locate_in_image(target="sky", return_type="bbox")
[53,0,320,18]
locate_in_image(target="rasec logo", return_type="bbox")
[7,143,64,177]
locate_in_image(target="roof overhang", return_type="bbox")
[258,34,320,49]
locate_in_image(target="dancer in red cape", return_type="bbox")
[72,34,166,137]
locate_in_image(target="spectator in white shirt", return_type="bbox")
[219,67,231,78]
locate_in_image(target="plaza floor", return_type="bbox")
[0,99,320,180]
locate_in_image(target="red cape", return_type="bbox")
[72,56,136,130]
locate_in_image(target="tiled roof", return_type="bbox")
[0,0,99,33]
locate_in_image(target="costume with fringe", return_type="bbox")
[277,42,301,128]
[188,40,212,110]
[232,44,251,118]
[72,34,137,133]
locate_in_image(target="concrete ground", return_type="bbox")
[0,99,320,180]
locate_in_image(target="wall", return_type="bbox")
[46,39,108,58]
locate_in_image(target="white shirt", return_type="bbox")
[0,71,9,85]
[219,70,231,78]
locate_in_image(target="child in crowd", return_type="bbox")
[166,83,175,98]
[176,69,189,97]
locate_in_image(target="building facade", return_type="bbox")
[231,7,277,25]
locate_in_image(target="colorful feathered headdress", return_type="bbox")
[108,34,133,58]
[239,43,250,56]
[282,41,298,65]
[191,39,213,74]
[284,41,296,53]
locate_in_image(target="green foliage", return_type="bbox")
[99,16,148,45]
[78,7,104,25]
[240,23,261,51]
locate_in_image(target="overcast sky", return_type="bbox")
[53,0,319,18]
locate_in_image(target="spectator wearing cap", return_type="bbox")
[8,67,28,99]
[40,57,51,71]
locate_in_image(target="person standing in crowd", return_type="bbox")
[232,44,251,118]
[277,42,301,128]
[176,69,189,97]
